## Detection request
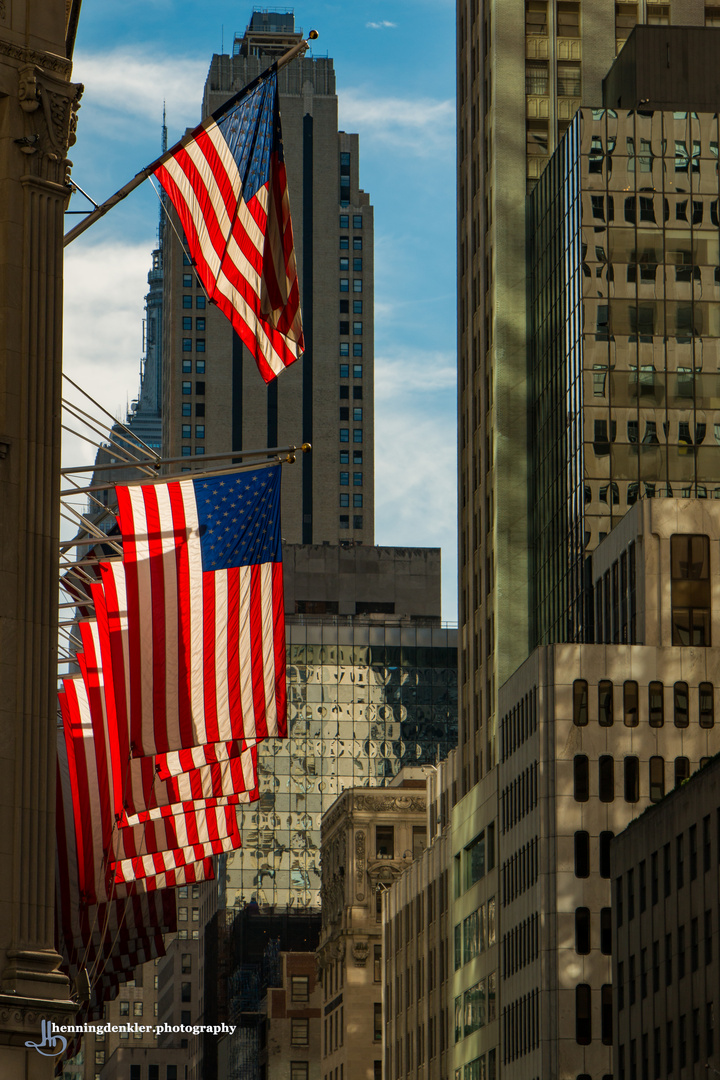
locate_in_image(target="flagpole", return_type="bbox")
[63,31,319,247]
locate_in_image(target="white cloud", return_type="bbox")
[62,239,151,470]
[366,20,397,28]
[72,48,206,129]
[338,89,454,156]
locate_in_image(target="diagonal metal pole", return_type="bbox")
[63,33,317,246]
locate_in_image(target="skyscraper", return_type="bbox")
[162,12,375,546]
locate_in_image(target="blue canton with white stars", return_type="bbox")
[193,465,282,572]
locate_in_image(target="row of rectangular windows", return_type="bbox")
[454,897,497,969]
[340,451,362,465]
[339,321,363,334]
[182,295,205,308]
[340,386,362,400]
[339,280,363,293]
[339,236,362,250]
[339,214,362,229]
[339,364,363,378]
[618,1007,715,1080]
[340,472,362,486]
[182,338,205,351]
[181,360,205,373]
[182,317,205,330]
[573,678,715,728]
[574,754,710,803]
[339,430,363,443]
[181,403,204,417]
[340,300,362,314]
[339,494,363,507]
[339,515,363,530]
[339,258,363,271]
[339,344,363,357]
[339,408,363,421]
[618,917,713,1007]
[617,813,720,922]
[181,425,205,439]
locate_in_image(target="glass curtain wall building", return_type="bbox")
[529,106,720,646]
[222,618,458,909]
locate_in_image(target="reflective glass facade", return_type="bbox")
[222,619,458,910]
[530,108,720,646]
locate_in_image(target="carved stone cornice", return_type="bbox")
[0,38,72,77]
[352,793,426,814]
[366,859,406,885]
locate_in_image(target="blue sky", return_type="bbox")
[63,0,458,620]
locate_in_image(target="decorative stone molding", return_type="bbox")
[353,794,425,814]
[0,38,72,76]
[16,63,83,186]
[354,829,366,901]
[351,941,369,967]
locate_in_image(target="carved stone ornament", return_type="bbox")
[16,63,83,185]
[353,794,426,814]
[355,830,366,902]
[352,941,369,967]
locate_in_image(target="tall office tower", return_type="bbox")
[454,0,707,791]
[162,11,375,546]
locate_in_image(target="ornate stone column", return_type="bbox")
[0,2,82,1073]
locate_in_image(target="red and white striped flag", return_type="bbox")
[155,73,303,383]
[107,464,286,760]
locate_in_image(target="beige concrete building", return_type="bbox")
[383,755,457,1080]
[162,11,375,547]
[611,745,720,1079]
[318,771,430,1080]
[482,498,720,1080]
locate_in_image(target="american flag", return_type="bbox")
[110,464,287,761]
[79,618,259,827]
[58,681,225,900]
[155,73,303,383]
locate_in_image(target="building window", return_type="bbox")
[598,681,613,726]
[340,342,350,356]
[576,984,591,1044]
[340,279,349,292]
[196,317,205,331]
[340,494,350,507]
[624,757,639,802]
[340,214,349,228]
[353,300,362,314]
[181,982,191,1002]
[120,1001,129,1016]
[601,908,612,954]
[195,425,205,439]
[353,407,363,421]
[353,343,363,357]
[196,295,205,309]
[340,406,349,421]
[574,831,590,878]
[671,534,711,645]
[623,681,638,726]
[340,235,349,249]
[339,515,349,529]
[183,295,192,308]
[574,755,589,801]
[291,1064,309,1080]
[674,682,689,727]
[182,359,192,373]
[340,257,349,271]
[353,363,362,378]
[353,515,363,529]
[340,364,349,378]
[340,322,349,336]
[648,681,664,726]
[196,359,205,374]
[649,757,665,802]
[182,274,193,287]
[376,826,394,858]
[340,472,349,485]
[353,215,362,228]
[575,908,590,954]
[196,339,205,352]
[340,429,349,442]
[181,446,191,456]
[182,338,192,352]
[182,381,192,395]
[353,280,363,293]
[182,403,191,416]
[182,425,191,439]
[374,1002,382,1041]
[601,984,613,1045]
[353,429,363,443]
[573,680,588,725]
[353,494,363,507]
[195,381,205,395]
[182,316,192,330]
[290,976,310,1003]
[291,1018,309,1046]
[700,682,714,727]
[133,1002,143,1016]
[599,755,614,802]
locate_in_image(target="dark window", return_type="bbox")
[598,680,613,725]
[678,925,686,978]
[376,826,394,858]
[651,851,658,904]
[600,907,612,954]
[704,815,712,872]
[195,381,205,395]
[675,756,690,787]
[573,679,588,725]
[616,876,624,926]
[706,910,713,964]
[649,757,664,802]
[648,681,664,726]
[575,831,590,878]
[700,682,714,727]
[666,933,673,985]
[627,869,635,920]
[599,755,614,802]
[671,534,711,645]
[690,824,697,880]
[623,680,638,726]
[691,917,699,970]
[575,907,590,953]
[664,843,671,896]
[677,835,685,889]
[574,755,589,801]
[639,860,646,912]
[674,682,689,727]
[576,984,591,1044]
[599,831,613,878]
[624,756,639,802]
[601,985,613,1045]
[653,940,660,993]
